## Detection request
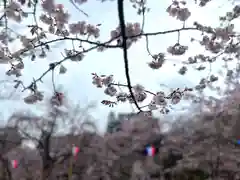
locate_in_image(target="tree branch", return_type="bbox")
[117,0,142,112]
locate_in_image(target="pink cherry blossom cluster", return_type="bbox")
[110,22,142,48]
[40,1,100,38]
[166,1,191,22]
[69,21,100,38]
[91,73,192,114]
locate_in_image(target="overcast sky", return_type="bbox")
[0,0,239,133]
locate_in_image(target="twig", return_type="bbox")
[15,27,199,59]
[51,69,56,92]
[32,0,45,53]
[145,36,155,59]
[22,37,116,92]
[134,27,198,38]
[69,0,89,17]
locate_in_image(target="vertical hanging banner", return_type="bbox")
[69,145,80,179]
[145,145,156,156]
[72,146,80,157]
[11,160,18,169]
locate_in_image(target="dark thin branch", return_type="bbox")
[20,129,41,143]
[140,1,146,32]
[28,27,197,50]
[18,36,120,60]
[0,14,4,21]
[32,0,45,54]
[69,0,89,17]
[16,27,198,59]
[177,30,180,44]
[145,36,155,59]
[3,0,7,33]
[117,0,142,112]
[51,69,56,92]
[135,27,198,38]
[34,37,120,49]
[22,36,122,92]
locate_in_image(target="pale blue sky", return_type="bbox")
[0,0,239,132]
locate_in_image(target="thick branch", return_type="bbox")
[117,0,142,112]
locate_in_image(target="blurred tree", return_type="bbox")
[106,111,120,133]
